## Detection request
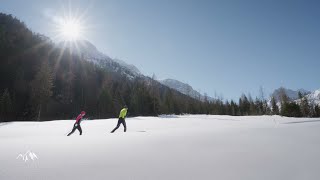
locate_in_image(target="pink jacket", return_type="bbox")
[75,114,84,124]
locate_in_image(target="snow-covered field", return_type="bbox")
[1,115,320,180]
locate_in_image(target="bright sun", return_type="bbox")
[57,18,84,41]
[50,5,90,43]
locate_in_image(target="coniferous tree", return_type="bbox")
[300,96,310,117]
[97,89,113,118]
[313,105,320,117]
[254,98,263,115]
[271,96,279,115]
[279,88,289,116]
[0,88,13,121]
[30,61,53,121]
[282,102,301,117]
[239,94,250,116]
[225,100,231,115]
[150,74,160,115]
[263,100,271,115]
[298,91,303,99]
[247,94,255,115]
[163,89,174,114]
[230,100,238,116]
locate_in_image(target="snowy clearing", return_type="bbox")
[1,115,320,180]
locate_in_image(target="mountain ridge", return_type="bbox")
[59,40,141,79]
[270,87,311,102]
[159,78,214,102]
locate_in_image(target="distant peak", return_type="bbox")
[271,87,311,101]
[159,78,213,101]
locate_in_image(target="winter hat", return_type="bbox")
[81,111,86,115]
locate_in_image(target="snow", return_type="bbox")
[159,79,214,101]
[305,89,320,106]
[1,115,320,180]
[293,89,320,107]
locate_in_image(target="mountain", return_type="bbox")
[268,87,320,111]
[295,89,320,106]
[59,40,141,79]
[305,89,320,105]
[113,58,141,76]
[270,87,311,102]
[159,79,213,101]
[61,41,215,102]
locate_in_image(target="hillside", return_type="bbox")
[61,40,141,79]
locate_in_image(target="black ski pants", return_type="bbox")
[67,123,82,136]
[111,117,126,133]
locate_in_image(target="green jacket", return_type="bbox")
[119,108,128,119]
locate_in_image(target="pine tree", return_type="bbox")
[300,97,310,117]
[254,98,263,115]
[279,88,289,116]
[162,90,174,114]
[230,100,238,116]
[314,105,320,117]
[282,102,301,117]
[97,89,112,118]
[298,91,303,99]
[271,96,279,115]
[151,74,160,115]
[30,61,53,121]
[225,100,231,115]
[0,88,13,121]
[239,94,250,115]
[264,100,271,115]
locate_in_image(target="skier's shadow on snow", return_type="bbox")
[283,119,320,124]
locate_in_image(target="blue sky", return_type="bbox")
[1,0,319,100]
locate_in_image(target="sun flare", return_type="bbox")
[56,17,84,41]
[49,4,92,49]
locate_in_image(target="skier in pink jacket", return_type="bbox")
[67,111,86,136]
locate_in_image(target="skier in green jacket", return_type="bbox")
[111,106,128,133]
